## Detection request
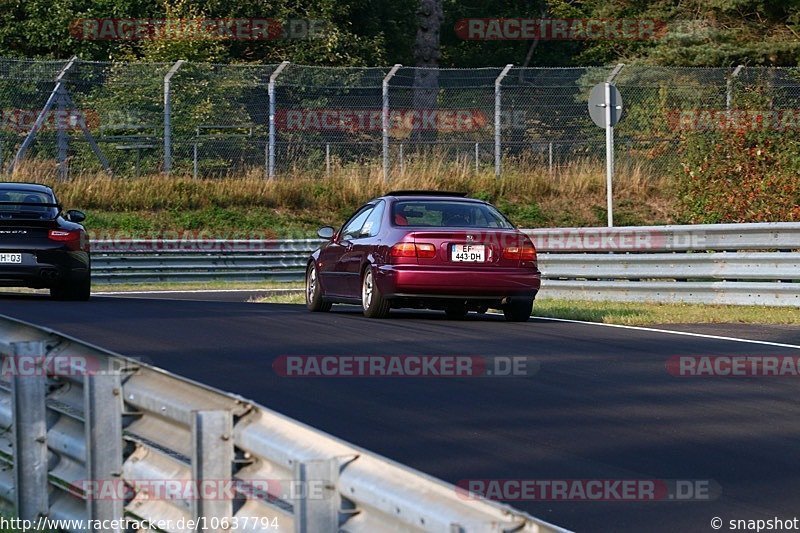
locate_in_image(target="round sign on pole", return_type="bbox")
[588,83,623,128]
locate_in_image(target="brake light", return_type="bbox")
[391,242,437,258]
[502,244,536,261]
[49,230,85,251]
[521,245,536,261]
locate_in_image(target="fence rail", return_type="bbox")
[0,315,568,532]
[90,223,800,306]
[3,57,800,180]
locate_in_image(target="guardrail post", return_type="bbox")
[268,61,290,179]
[382,64,402,183]
[10,341,48,520]
[85,372,124,530]
[494,64,513,178]
[163,59,185,174]
[192,410,234,531]
[293,458,340,533]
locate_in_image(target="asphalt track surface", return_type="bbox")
[1,290,799,533]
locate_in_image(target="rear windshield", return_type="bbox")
[0,189,58,220]
[392,200,514,229]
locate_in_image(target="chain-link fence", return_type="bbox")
[1,57,800,180]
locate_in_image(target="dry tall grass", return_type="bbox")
[3,156,670,222]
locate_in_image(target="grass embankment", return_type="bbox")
[252,291,800,326]
[3,157,675,236]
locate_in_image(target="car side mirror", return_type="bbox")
[317,226,335,240]
[66,210,86,223]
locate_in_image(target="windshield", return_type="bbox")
[392,200,515,229]
[0,189,59,220]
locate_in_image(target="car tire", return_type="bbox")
[50,276,91,301]
[444,303,468,320]
[362,267,390,319]
[503,298,533,322]
[306,263,331,312]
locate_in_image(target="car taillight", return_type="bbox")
[49,230,84,251]
[416,243,436,258]
[502,244,537,261]
[391,243,417,257]
[502,246,521,260]
[520,245,536,261]
[391,242,436,258]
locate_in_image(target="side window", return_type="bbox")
[341,206,374,240]
[361,201,385,238]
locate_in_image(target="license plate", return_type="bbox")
[451,244,485,262]
[0,253,21,264]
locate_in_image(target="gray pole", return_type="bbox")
[727,65,744,111]
[9,56,77,174]
[494,64,513,178]
[268,61,290,179]
[382,64,402,183]
[604,64,624,228]
[605,82,615,228]
[163,59,185,174]
[326,143,331,176]
[56,88,69,181]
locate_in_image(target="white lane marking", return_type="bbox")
[531,316,800,350]
[90,292,800,349]
[94,288,301,296]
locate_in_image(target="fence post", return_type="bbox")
[84,371,124,530]
[294,458,341,533]
[10,341,49,520]
[9,56,77,175]
[268,61,290,179]
[192,410,234,531]
[604,64,625,228]
[494,64,513,178]
[163,60,185,175]
[727,65,744,111]
[382,64,402,183]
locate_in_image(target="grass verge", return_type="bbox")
[251,294,800,326]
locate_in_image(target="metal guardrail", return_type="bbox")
[0,315,569,533]
[90,223,800,306]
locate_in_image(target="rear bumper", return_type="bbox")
[0,251,90,288]
[375,264,541,299]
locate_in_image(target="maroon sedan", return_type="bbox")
[306,191,541,321]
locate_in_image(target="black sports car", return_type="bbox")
[0,183,90,300]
